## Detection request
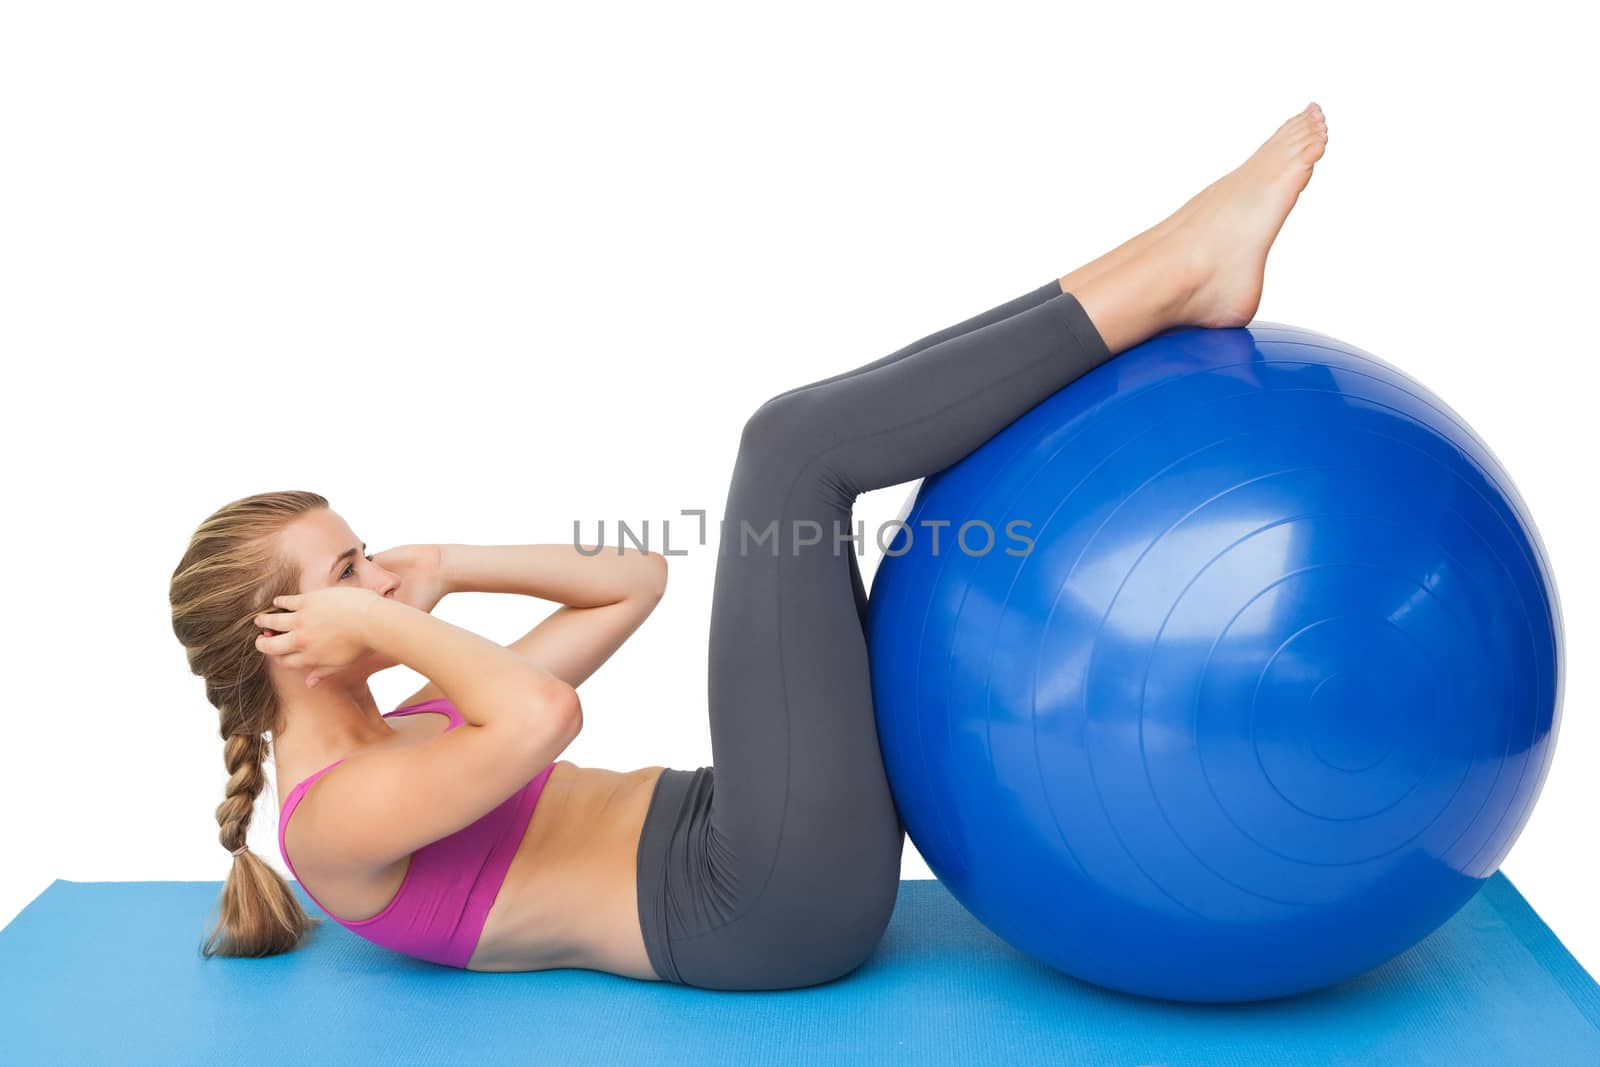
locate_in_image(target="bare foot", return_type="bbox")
[1067,104,1330,353]
[1168,102,1329,328]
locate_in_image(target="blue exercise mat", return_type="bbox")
[2,873,1597,1065]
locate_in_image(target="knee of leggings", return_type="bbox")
[739,390,818,456]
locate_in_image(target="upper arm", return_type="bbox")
[289,694,581,873]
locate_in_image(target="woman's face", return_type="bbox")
[270,507,404,684]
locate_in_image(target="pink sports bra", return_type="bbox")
[276,697,557,968]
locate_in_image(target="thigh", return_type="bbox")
[643,284,1112,988]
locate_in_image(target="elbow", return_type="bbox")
[516,683,581,768]
[642,551,668,600]
[518,666,581,731]
[544,680,583,738]
[559,686,583,737]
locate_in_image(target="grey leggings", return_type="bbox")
[634,278,1114,990]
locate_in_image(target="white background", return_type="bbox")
[2,1,1594,979]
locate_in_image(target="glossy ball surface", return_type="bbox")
[867,323,1564,1002]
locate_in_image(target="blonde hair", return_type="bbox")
[169,490,329,957]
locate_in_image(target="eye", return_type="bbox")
[339,554,373,581]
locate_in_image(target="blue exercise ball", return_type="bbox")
[866,322,1564,1003]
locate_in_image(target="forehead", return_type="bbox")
[280,509,357,559]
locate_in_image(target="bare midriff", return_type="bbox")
[463,760,668,977]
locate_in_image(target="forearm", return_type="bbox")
[362,596,575,727]
[439,543,666,607]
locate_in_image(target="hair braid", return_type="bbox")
[171,490,328,958]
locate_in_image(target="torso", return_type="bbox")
[275,709,668,979]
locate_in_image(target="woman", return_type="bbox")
[170,103,1329,991]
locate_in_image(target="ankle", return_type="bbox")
[1147,226,1206,330]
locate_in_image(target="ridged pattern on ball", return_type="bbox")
[866,323,1564,1003]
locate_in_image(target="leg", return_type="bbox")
[645,103,1331,991]
[665,288,1113,992]
[755,89,1328,640]
[757,88,1326,421]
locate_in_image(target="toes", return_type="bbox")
[1280,111,1325,144]
[1263,105,1330,164]
[1293,120,1329,150]
[1281,103,1327,139]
